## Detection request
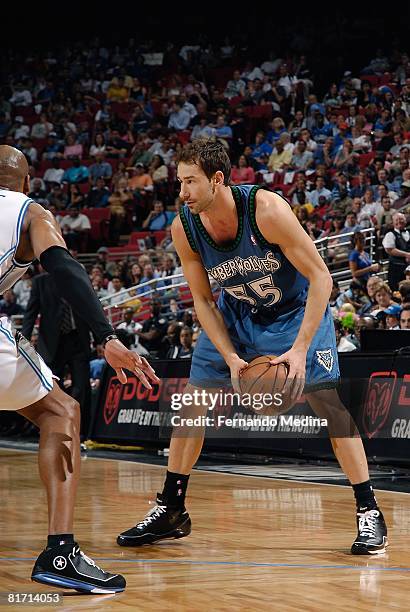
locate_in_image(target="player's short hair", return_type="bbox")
[178,139,231,185]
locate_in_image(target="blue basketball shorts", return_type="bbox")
[189,297,340,392]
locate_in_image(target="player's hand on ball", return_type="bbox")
[227,354,249,394]
[269,348,306,401]
[104,339,160,388]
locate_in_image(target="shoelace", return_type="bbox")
[73,546,105,573]
[137,503,167,528]
[358,509,379,538]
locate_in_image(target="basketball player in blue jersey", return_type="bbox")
[0,146,159,593]
[118,139,387,555]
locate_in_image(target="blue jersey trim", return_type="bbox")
[18,346,53,392]
[0,321,16,345]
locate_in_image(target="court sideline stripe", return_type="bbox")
[0,557,410,571]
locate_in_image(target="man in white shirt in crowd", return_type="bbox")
[9,83,32,106]
[59,207,91,250]
[43,158,65,186]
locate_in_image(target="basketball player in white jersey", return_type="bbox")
[0,145,159,593]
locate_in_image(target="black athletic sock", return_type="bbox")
[162,471,190,508]
[47,533,75,549]
[352,480,378,510]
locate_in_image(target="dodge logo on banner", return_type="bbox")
[362,371,397,439]
[103,377,123,425]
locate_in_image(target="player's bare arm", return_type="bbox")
[18,202,159,388]
[171,215,247,389]
[255,190,333,398]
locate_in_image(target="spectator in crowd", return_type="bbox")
[0,289,25,317]
[168,100,191,131]
[42,132,63,160]
[224,70,246,99]
[334,318,358,353]
[309,176,332,207]
[358,275,384,315]
[9,82,32,106]
[169,326,194,358]
[267,137,292,174]
[106,76,129,102]
[87,177,110,208]
[383,303,402,329]
[59,207,91,250]
[349,231,380,284]
[149,154,168,190]
[164,321,183,358]
[290,139,314,171]
[108,177,134,240]
[142,200,172,230]
[382,213,410,291]
[29,178,49,207]
[89,344,106,389]
[67,184,86,209]
[400,305,410,329]
[398,278,410,303]
[129,163,154,194]
[89,133,107,157]
[12,269,33,310]
[231,155,256,185]
[47,183,69,210]
[64,133,83,159]
[166,297,184,322]
[62,157,89,184]
[136,298,168,355]
[43,158,64,186]
[371,282,397,316]
[116,307,148,356]
[89,153,113,184]
[138,264,165,294]
[106,129,132,158]
[375,196,394,235]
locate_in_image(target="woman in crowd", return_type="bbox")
[349,231,380,285]
[89,133,106,157]
[230,154,256,185]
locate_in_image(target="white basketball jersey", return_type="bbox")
[0,188,33,295]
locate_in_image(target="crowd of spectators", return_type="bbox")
[2,37,410,372]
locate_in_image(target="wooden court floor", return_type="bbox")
[1,449,410,612]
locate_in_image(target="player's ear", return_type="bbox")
[213,170,224,186]
[23,174,30,195]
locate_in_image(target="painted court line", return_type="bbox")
[1,557,410,571]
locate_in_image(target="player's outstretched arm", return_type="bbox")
[20,202,159,387]
[255,190,333,399]
[171,215,247,389]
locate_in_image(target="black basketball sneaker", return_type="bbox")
[351,508,388,555]
[31,542,126,593]
[117,494,191,546]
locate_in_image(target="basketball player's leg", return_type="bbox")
[117,382,213,547]
[0,330,126,592]
[168,383,209,475]
[117,320,236,547]
[18,382,80,535]
[306,387,388,554]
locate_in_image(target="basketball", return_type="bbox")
[239,355,294,416]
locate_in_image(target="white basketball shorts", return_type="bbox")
[0,316,54,411]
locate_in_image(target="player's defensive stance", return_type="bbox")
[0,146,159,593]
[117,140,387,556]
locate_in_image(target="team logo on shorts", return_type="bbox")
[316,349,334,373]
[53,556,67,570]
